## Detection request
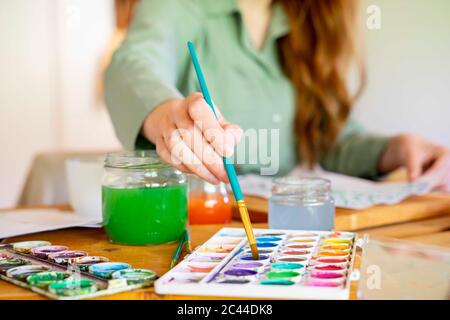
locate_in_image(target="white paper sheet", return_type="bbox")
[239,166,439,210]
[0,209,101,239]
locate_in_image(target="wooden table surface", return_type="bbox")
[1,198,450,300]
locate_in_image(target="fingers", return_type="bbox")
[187,93,236,158]
[163,128,220,185]
[222,121,244,146]
[422,150,450,191]
[172,115,228,182]
[155,138,190,174]
[405,149,423,181]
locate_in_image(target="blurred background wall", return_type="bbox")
[0,0,449,208]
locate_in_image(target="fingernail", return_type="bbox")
[224,145,234,157]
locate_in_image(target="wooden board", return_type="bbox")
[236,193,450,230]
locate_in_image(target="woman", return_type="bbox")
[105,0,450,190]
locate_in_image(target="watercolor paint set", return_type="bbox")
[0,241,156,299]
[155,228,357,299]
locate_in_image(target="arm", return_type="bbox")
[320,120,389,179]
[104,0,186,150]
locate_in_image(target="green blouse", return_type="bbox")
[105,0,388,178]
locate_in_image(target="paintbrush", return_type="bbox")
[185,226,192,254]
[169,229,187,269]
[187,41,259,260]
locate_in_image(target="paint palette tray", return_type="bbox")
[155,228,357,299]
[0,241,156,300]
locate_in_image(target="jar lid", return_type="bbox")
[104,150,170,170]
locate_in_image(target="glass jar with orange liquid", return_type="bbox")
[188,175,233,224]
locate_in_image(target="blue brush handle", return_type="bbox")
[187,41,244,201]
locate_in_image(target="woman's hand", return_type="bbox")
[142,93,243,185]
[378,134,450,191]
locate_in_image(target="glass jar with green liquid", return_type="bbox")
[102,151,188,245]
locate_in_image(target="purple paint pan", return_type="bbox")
[239,254,270,264]
[31,245,68,259]
[224,269,258,277]
[48,250,88,264]
[232,262,264,269]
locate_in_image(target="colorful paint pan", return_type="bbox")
[69,256,110,272]
[284,243,314,250]
[318,250,349,257]
[258,232,285,237]
[243,248,273,255]
[88,262,131,279]
[323,238,352,244]
[111,268,157,286]
[48,250,88,264]
[260,279,294,286]
[288,238,316,244]
[232,262,264,270]
[315,257,348,265]
[12,241,51,253]
[271,262,304,271]
[312,265,346,273]
[310,272,345,280]
[255,242,278,248]
[27,271,71,289]
[239,254,270,264]
[31,245,68,259]
[224,269,258,279]
[277,256,307,263]
[266,271,300,280]
[200,244,235,253]
[49,279,97,296]
[320,244,350,251]
[187,262,218,273]
[6,265,51,281]
[0,258,30,271]
[326,232,353,239]
[280,250,311,256]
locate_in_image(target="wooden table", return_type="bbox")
[1,197,450,300]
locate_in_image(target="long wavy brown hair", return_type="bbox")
[278,0,365,167]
